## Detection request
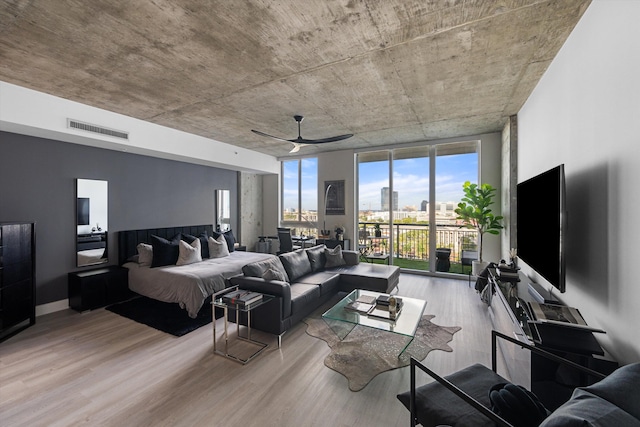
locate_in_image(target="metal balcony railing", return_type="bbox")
[358,222,478,265]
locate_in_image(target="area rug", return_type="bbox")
[304,314,461,391]
[106,296,212,337]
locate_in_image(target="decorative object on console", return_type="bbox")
[454,181,503,274]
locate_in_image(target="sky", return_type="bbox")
[283,152,478,212]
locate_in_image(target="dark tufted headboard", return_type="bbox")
[118,224,214,265]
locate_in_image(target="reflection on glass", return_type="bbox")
[216,189,231,232]
[76,179,108,267]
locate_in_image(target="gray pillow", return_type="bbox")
[306,244,327,272]
[262,267,288,282]
[243,257,289,282]
[325,245,346,268]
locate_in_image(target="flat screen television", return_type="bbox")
[77,197,90,226]
[517,164,566,293]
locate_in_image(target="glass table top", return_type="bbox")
[322,289,427,338]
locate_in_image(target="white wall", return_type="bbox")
[0,81,279,175]
[517,0,640,364]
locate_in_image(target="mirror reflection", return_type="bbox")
[76,179,108,267]
[216,189,231,232]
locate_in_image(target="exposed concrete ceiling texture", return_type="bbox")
[0,0,590,157]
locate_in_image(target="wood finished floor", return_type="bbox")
[1,274,497,427]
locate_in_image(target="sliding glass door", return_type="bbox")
[357,141,478,275]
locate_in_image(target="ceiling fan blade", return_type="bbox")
[289,143,305,153]
[251,129,291,143]
[298,134,354,144]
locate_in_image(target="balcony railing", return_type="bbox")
[358,222,478,272]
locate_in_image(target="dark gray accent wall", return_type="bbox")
[0,131,238,305]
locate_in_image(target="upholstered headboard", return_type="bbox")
[118,224,215,265]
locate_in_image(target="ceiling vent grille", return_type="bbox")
[67,119,129,140]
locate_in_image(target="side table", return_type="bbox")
[211,287,273,364]
[69,265,131,311]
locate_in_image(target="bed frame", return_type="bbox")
[118,224,215,265]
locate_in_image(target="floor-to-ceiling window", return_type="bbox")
[357,141,478,274]
[281,158,318,235]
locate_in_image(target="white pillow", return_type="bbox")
[136,243,153,267]
[176,238,202,266]
[208,235,230,258]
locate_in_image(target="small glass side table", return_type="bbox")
[211,287,273,364]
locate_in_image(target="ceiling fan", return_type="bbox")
[252,115,354,153]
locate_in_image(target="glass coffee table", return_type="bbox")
[322,289,427,357]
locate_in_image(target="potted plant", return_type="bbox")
[454,181,503,274]
[374,223,382,237]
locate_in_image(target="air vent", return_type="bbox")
[67,119,129,140]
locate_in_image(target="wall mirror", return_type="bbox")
[76,179,108,267]
[216,189,231,232]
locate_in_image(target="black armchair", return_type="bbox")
[398,330,612,427]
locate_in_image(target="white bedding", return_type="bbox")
[124,251,276,318]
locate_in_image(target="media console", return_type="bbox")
[487,268,618,410]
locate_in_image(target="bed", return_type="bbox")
[118,224,276,317]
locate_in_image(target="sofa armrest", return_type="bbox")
[229,275,292,319]
[342,250,359,265]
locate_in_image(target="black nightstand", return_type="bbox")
[69,265,132,311]
[235,245,247,251]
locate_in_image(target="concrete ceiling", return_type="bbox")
[0,0,590,157]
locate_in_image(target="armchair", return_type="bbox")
[397,330,639,427]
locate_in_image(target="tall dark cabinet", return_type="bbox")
[0,222,36,342]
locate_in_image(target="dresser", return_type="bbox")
[0,222,36,342]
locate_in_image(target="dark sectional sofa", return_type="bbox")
[228,244,400,339]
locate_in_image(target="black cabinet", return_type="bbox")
[0,222,36,342]
[69,266,131,311]
[488,269,617,410]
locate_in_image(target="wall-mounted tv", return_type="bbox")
[517,164,566,293]
[77,197,90,226]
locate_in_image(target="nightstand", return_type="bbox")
[69,265,131,311]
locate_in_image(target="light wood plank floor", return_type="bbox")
[1,274,498,427]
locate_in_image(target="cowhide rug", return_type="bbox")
[304,314,461,391]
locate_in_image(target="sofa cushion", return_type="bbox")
[539,389,639,427]
[296,271,341,296]
[306,244,327,272]
[325,245,346,268]
[290,283,321,316]
[279,249,312,282]
[242,257,290,283]
[540,362,640,427]
[579,362,640,420]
